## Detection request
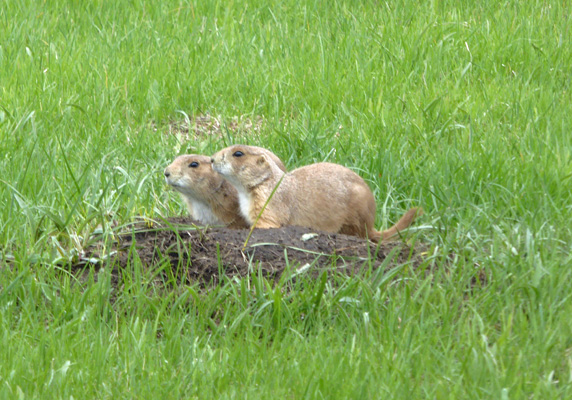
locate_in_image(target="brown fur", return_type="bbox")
[211,145,422,242]
[164,149,286,228]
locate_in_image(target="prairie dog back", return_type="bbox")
[281,163,377,236]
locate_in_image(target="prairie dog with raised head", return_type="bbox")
[164,147,287,228]
[211,145,421,241]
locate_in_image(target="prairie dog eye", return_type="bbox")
[188,162,199,168]
[232,151,244,157]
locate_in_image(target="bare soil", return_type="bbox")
[75,217,428,286]
[154,114,265,141]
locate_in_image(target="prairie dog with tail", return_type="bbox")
[211,145,421,241]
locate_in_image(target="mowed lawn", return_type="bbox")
[1,0,571,398]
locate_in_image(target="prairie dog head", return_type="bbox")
[164,154,224,200]
[211,145,285,190]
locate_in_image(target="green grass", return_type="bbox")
[1,0,572,397]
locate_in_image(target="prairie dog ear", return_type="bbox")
[256,155,267,165]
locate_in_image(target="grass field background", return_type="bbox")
[1,0,571,398]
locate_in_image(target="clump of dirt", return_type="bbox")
[74,217,427,286]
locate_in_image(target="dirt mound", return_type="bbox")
[75,217,427,285]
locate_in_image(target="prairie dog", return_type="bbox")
[211,145,421,241]
[164,148,286,228]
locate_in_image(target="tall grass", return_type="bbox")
[1,0,571,397]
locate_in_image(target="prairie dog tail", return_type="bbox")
[370,207,423,242]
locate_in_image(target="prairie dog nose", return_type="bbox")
[164,170,170,178]
[210,158,215,163]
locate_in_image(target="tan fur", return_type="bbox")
[211,145,422,242]
[164,149,286,228]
